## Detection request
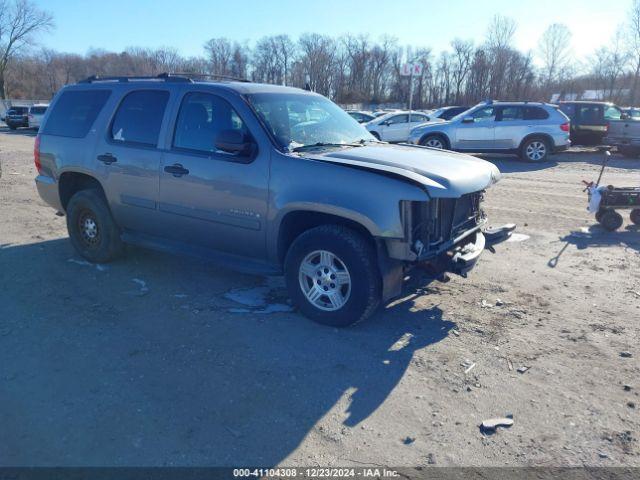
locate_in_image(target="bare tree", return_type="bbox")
[297,33,336,97]
[0,0,53,98]
[592,28,630,102]
[538,23,572,89]
[485,15,517,98]
[627,0,640,104]
[486,15,516,51]
[450,39,474,103]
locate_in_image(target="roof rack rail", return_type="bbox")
[78,73,193,84]
[169,72,252,83]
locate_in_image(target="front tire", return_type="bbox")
[420,134,446,149]
[520,137,550,162]
[630,209,640,225]
[66,189,124,263]
[284,225,381,327]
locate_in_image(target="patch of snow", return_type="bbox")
[507,233,530,242]
[67,258,108,271]
[224,286,270,307]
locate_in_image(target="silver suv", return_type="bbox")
[407,101,571,162]
[34,74,513,327]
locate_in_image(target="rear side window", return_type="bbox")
[524,107,549,120]
[498,106,524,121]
[111,90,169,146]
[578,105,603,124]
[30,106,47,114]
[559,104,575,118]
[43,90,111,138]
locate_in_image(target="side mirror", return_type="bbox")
[215,129,254,156]
[380,120,390,126]
[621,113,630,120]
[462,116,474,124]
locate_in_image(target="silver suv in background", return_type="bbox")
[408,101,571,162]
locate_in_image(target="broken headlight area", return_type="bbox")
[392,194,514,277]
[404,191,486,259]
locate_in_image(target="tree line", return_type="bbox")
[3,0,640,108]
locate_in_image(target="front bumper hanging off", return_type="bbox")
[449,223,516,276]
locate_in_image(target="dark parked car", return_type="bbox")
[5,106,29,129]
[346,110,375,123]
[429,106,471,121]
[621,107,640,120]
[557,101,623,145]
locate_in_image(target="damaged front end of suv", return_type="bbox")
[391,192,515,279]
[303,143,515,302]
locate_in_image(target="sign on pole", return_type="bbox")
[401,63,423,118]
[401,63,423,76]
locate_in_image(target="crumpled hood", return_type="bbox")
[304,143,501,198]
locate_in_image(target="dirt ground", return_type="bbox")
[1,127,639,468]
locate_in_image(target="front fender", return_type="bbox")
[267,152,428,261]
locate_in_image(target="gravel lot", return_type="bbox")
[1,127,639,467]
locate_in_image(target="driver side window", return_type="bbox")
[471,106,495,122]
[173,92,248,154]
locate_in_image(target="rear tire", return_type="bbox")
[284,225,381,327]
[630,209,640,225]
[66,189,124,263]
[598,209,623,231]
[520,137,550,162]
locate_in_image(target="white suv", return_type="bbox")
[28,104,49,129]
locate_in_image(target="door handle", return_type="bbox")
[97,153,117,164]
[164,163,190,177]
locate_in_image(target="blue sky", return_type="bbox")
[33,0,628,63]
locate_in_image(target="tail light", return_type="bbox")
[605,122,609,132]
[34,134,42,174]
[560,122,570,132]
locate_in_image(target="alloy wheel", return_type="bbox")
[526,141,547,161]
[298,250,351,311]
[425,137,444,149]
[78,210,100,246]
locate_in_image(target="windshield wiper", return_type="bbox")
[291,142,365,152]
[291,139,380,152]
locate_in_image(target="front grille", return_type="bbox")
[412,192,484,253]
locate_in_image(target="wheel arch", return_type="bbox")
[518,133,554,152]
[58,171,106,212]
[419,131,451,149]
[276,210,377,266]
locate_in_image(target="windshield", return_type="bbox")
[247,93,375,151]
[449,103,487,122]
